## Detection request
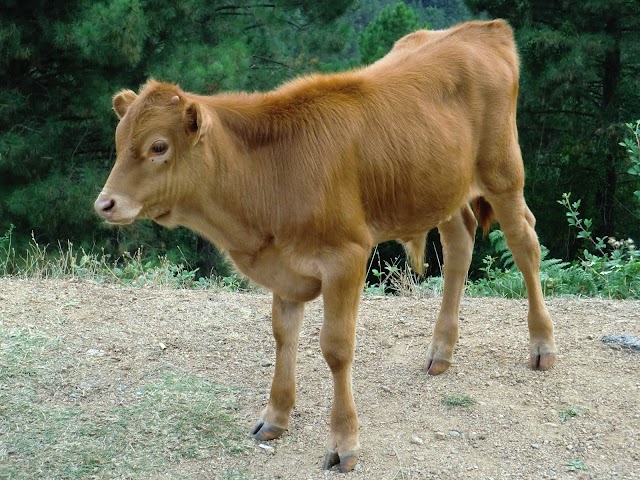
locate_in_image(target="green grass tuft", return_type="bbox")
[559,406,586,421]
[442,393,475,407]
[565,459,588,472]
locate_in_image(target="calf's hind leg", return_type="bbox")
[252,294,304,440]
[488,193,557,370]
[426,204,476,375]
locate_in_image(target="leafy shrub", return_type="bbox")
[620,120,640,198]
[466,228,639,299]
[465,122,640,300]
[466,230,580,298]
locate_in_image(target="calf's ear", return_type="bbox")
[112,90,137,119]
[184,101,211,146]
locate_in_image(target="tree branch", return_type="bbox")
[526,109,597,118]
[251,55,297,71]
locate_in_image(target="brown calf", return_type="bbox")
[95,20,557,472]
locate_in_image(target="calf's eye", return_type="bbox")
[150,141,168,155]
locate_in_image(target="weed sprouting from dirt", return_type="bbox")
[565,459,588,472]
[223,469,251,479]
[559,406,586,421]
[0,326,245,479]
[442,393,475,407]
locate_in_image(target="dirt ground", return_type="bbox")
[1,277,639,479]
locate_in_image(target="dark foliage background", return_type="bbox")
[1,0,638,280]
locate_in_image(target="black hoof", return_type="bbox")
[251,419,286,441]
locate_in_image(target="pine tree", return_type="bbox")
[0,0,355,267]
[359,3,422,64]
[465,0,640,256]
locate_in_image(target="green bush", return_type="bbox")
[465,124,640,300]
[620,120,640,198]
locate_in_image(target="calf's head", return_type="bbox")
[94,81,211,227]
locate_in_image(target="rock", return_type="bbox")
[381,338,394,348]
[434,431,446,440]
[410,435,424,445]
[531,443,541,449]
[601,334,640,351]
[258,443,275,455]
[449,430,461,438]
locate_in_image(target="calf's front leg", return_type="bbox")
[252,294,304,440]
[320,246,368,473]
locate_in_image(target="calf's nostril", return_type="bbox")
[95,196,116,215]
[102,199,115,212]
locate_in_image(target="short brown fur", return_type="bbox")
[95,20,557,472]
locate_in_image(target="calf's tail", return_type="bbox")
[404,235,427,276]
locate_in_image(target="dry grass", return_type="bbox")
[0,326,246,479]
[0,228,246,291]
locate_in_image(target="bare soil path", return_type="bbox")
[1,278,638,479]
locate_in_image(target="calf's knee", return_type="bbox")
[320,332,354,372]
